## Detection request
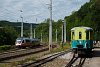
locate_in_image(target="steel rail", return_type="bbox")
[65,53,78,67]
[19,49,72,67]
[78,58,86,67]
[65,54,86,67]
[0,45,49,61]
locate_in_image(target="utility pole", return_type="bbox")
[61,23,64,48]
[64,20,66,43]
[34,29,35,38]
[20,10,23,37]
[56,29,57,43]
[21,16,23,37]
[49,0,52,51]
[41,33,42,42]
[30,23,33,39]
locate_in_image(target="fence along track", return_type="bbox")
[19,49,72,67]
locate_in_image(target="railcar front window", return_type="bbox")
[72,32,75,40]
[86,31,89,40]
[79,32,82,39]
[90,30,93,40]
[16,40,21,43]
[25,39,30,42]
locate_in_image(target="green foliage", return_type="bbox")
[0,45,12,51]
[0,0,100,46]
[0,26,18,45]
[0,20,39,45]
[64,0,100,40]
[35,0,100,41]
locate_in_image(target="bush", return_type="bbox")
[0,45,12,51]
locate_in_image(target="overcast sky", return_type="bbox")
[0,0,90,23]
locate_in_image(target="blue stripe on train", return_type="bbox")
[72,40,93,49]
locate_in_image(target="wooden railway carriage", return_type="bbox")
[71,27,93,55]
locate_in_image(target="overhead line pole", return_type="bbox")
[64,20,66,43]
[41,33,43,42]
[49,0,52,51]
[34,29,36,38]
[21,16,23,37]
[30,23,33,39]
[20,10,23,37]
[56,29,57,43]
[61,22,64,48]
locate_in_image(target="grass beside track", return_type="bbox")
[0,45,14,52]
[51,43,71,53]
[0,43,71,67]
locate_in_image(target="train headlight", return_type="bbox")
[79,41,82,45]
[85,42,87,48]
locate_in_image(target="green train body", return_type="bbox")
[71,27,93,54]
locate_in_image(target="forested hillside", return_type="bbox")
[0,20,38,45]
[65,0,100,40]
[36,0,100,41]
[0,0,100,45]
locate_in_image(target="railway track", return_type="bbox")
[65,53,86,67]
[18,49,72,67]
[0,45,49,62]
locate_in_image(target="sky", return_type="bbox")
[0,0,90,23]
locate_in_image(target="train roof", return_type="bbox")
[71,27,93,31]
[16,37,40,41]
[16,37,30,40]
[31,38,40,41]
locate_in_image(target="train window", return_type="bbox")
[25,39,30,42]
[72,32,75,39]
[79,32,82,39]
[90,30,93,40]
[86,31,89,40]
[22,40,24,43]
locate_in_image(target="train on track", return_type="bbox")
[15,37,40,48]
[71,26,93,55]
